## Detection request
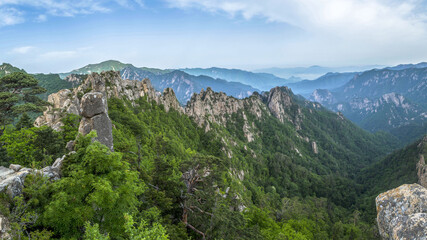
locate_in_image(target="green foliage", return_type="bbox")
[41,131,144,238]
[0,72,47,127]
[0,126,65,167]
[32,73,72,100]
[124,213,169,240]
[16,113,33,130]
[60,113,81,142]
[83,222,110,240]
[357,136,426,221]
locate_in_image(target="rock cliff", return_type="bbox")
[185,86,306,142]
[185,87,266,141]
[35,71,183,130]
[78,92,114,151]
[376,136,427,239]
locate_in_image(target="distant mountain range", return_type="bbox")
[287,72,357,96]
[255,65,382,79]
[309,67,427,143]
[121,66,259,104]
[4,60,426,145]
[181,67,291,90]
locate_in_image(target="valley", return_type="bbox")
[1,60,426,239]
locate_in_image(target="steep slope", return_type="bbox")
[310,68,427,143]
[357,136,427,221]
[35,71,182,130]
[121,66,259,104]
[337,68,427,104]
[181,67,289,90]
[186,86,398,189]
[0,63,26,77]
[288,72,357,95]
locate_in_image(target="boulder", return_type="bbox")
[78,113,113,151]
[0,166,31,198]
[0,213,10,240]
[78,92,114,151]
[376,184,427,239]
[0,154,68,198]
[80,92,107,118]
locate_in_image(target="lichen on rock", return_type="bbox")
[376,184,427,239]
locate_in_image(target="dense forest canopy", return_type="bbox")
[0,71,424,240]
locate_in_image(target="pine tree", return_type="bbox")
[0,72,47,132]
[16,113,33,130]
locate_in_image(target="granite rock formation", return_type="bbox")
[376,184,427,239]
[35,71,183,130]
[78,92,114,151]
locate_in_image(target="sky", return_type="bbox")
[0,0,427,73]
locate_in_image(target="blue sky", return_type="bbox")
[1,0,427,73]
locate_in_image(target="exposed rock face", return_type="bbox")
[266,87,304,130]
[0,155,66,198]
[65,73,86,87]
[78,92,113,151]
[376,184,427,239]
[0,213,10,240]
[417,136,427,188]
[161,88,184,113]
[35,71,182,130]
[34,89,80,131]
[185,87,265,141]
[0,155,67,239]
[418,154,427,188]
[185,86,307,142]
[311,141,318,154]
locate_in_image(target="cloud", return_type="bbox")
[40,50,77,59]
[165,0,427,66]
[0,7,24,26]
[0,0,144,25]
[35,14,47,22]
[11,46,35,54]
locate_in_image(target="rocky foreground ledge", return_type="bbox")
[376,184,427,239]
[376,136,427,239]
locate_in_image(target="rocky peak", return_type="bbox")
[35,71,182,130]
[266,86,303,130]
[185,87,266,141]
[376,136,427,239]
[309,89,335,105]
[161,88,184,113]
[78,92,114,151]
[267,87,293,122]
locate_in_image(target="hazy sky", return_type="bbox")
[1,0,426,73]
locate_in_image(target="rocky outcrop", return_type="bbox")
[0,155,67,239]
[0,213,10,239]
[266,87,304,130]
[34,89,80,131]
[35,71,182,130]
[78,92,114,151]
[65,73,86,87]
[311,141,318,154]
[161,88,184,113]
[0,155,66,198]
[376,184,427,239]
[416,136,427,188]
[185,88,265,141]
